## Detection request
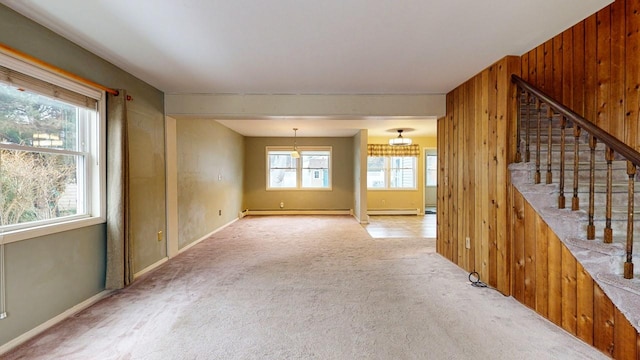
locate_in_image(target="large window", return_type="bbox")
[367,156,417,189]
[0,54,105,240]
[267,147,331,190]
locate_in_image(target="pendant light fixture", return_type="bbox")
[389,129,412,146]
[291,128,300,158]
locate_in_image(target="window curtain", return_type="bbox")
[367,144,420,156]
[105,90,133,290]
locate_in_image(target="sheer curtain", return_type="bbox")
[105,90,132,289]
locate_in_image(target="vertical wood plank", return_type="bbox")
[562,28,574,110]
[553,34,563,101]
[465,80,476,272]
[544,40,554,96]
[561,246,578,335]
[457,83,466,268]
[573,20,586,117]
[488,64,498,288]
[480,69,490,280]
[594,283,615,357]
[537,44,546,91]
[534,216,549,317]
[585,13,598,124]
[523,201,536,309]
[626,0,640,150]
[528,48,538,87]
[452,88,460,264]
[474,74,484,276]
[596,5,611,131]
[496,58,513,294]
[521,51,530,83]
[444,92,455,261]
[610,0,626,141]
[576,262,594,345]
[614,308,639,359]
[548,231,563,326]
[512,189,525,302]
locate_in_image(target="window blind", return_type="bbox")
[0,65,98,110]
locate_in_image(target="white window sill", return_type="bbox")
[0,216,106,245]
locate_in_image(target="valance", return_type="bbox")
[367,144,420,157]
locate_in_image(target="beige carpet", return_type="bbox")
[4,216,607,359]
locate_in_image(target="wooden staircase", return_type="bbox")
[511,75,640,335]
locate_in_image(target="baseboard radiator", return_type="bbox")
[244,209,352,216]
[367,208,421,215]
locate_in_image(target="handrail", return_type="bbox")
[511,75,640,167]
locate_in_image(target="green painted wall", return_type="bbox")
[2,226,106,345]
[0,5,165,347]
[176,119,244,249]
[243,137,354,211]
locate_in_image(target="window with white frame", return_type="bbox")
[267,147,331,190]
[367,156,417,189]
[0,54,105,238]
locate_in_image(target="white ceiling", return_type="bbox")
[1,0,612,137]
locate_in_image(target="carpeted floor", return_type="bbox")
[3,216,607,359]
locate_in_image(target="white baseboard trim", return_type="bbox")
[246,210,351,216]
[133,257,169,280]
[0,290,114,356]
[367,208,420,215]
[178,218,239,255]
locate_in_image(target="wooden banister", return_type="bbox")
[512,75,640,167]
[513,74,638,280]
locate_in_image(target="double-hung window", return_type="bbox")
[367,156,417,189]
[0,53,105,241]
[267,146,331,190]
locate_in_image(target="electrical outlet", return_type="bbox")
[157,231,163,242]
[465,236,471,249]
[219,209,222,216]
[280,201,284,208]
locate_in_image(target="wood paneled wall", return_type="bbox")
[512,188,639,358]
[437,56,520,295]
[438,1,640,357]
[521,0,640,148]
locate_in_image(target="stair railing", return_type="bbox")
[512,74,638,279]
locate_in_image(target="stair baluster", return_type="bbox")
[604,148,614,244]
[516,93,523,163]
[558,116,566,209]
[587,136,596,240]
[572,125,581,211]
[546,107,553,184]
[525,94,531,163]
[625,162,636,279]
[535,100,541,184]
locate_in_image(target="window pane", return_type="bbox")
[367,156,384,170]
[1,149,80,225]
[390,168,416,188]
[269,169,297,188]
[390,157,416,188]
[0,82,80,151]
[426,155,437,186]
[269,152,295,168]
[367,169,386,188]
[301,151,329,188]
